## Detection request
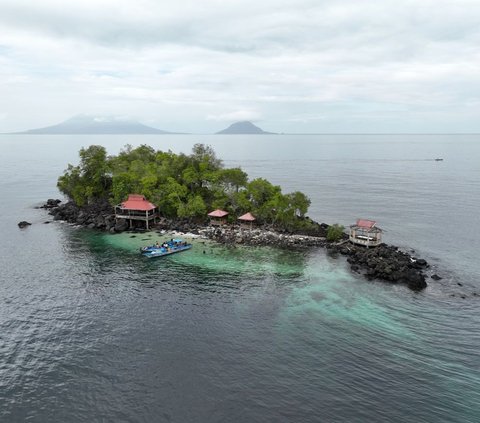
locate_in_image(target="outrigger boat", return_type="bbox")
[140,239,192,259]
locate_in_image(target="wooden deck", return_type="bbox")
[349,234,382,247]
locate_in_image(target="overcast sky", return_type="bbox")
[1,0,479,133]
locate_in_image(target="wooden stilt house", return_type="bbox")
[115,194,157,230]
[208,209,229,226]
[349,219,383,247]
[238,212,256,230]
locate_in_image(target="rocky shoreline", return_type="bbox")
[41,198,430,291]
[327,242,428,291]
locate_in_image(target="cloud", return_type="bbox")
[0,0,480,132]
[206,110,262,122]
[288,114,326,123]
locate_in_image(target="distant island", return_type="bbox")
[216,121,274,134]
[17,114,173,134]
[10,115,278,135]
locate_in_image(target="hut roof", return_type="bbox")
[238,212,256,222]
[356,219,376,229]
[120,194,156,211]
[208,209,229,218]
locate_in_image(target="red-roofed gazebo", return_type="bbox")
[238,212,256,229]
[115,194,158,230]
[356,219,376,229]
[349,218,382,247]
[208,209,229,226]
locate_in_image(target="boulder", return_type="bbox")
[43,199,62,209]
[76,216,86,225]
[431,274,442,281]
[402,269,427,291]
[94,216,105,228]
[114,218,128,232]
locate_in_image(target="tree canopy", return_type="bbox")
[57,143,312,229]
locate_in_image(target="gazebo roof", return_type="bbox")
[120,194,156,211]
[208,209,229,218]
[356,219,376,229]
[238,212,256,222]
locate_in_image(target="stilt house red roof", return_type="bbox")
[356,219,376,229]
[238,212,256,222]
[120,194,156,211]
[208,209,229,218]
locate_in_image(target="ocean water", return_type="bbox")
[0,134,479,422]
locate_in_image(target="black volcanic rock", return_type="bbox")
[216,121,274,134]
[18,115,172,134]
[42,199,62,209]
[338,243,429,291]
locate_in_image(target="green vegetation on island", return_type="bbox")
[326,224,345,242]
[57,144,312,230]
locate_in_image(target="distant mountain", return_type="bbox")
[18,115,172,134]
[216,121,274,134]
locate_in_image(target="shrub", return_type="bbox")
[327,224,345,242]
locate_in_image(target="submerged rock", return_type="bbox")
[404,269,427,291]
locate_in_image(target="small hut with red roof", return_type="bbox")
[208,209,229,226]
[349,219,382,247]
[115,194,157,230]
[238,212,256,230]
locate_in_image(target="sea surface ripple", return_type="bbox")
[0,134,479,422]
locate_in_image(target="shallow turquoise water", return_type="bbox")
[0,134,479,422]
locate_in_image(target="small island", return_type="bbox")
[17,114,173,134]
[216,121,274,134]
[46,143,429,291]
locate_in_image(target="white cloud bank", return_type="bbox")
[0,0,479,132]
[206,110,262,122]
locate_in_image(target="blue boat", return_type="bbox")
[140,239,192,259]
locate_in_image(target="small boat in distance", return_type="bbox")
[435,158,444,161]
[140,239,192,258]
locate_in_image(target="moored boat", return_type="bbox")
[140,239,192,258]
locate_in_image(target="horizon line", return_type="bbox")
[2,132,480,136]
